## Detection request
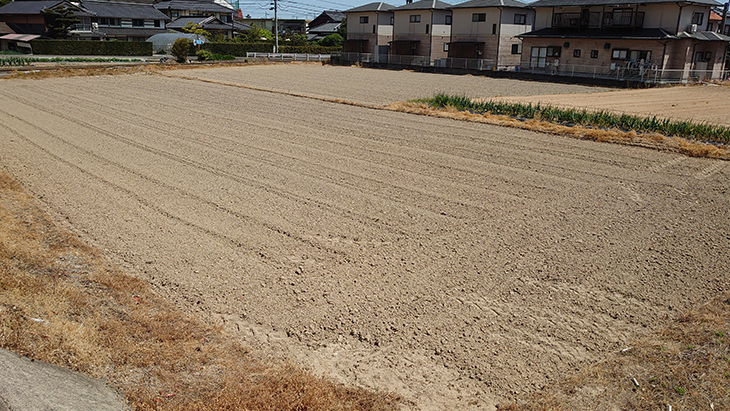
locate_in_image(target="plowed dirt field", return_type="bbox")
[1,65,728,410]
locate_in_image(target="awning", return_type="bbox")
[446,41,485,45]
[388,40,420,43]
[0,34,41,41]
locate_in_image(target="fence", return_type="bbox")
[338,52,730,84]
[245,52,331,62]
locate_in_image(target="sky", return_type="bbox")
[233,0,372,20]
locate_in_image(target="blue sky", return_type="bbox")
[234,0,369,20]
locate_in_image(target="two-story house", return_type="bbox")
[519,0,730,81]
[0,0,169,40]
[344,2,395,58]
[154,0,235,24]
[390,0,452,61]
[447,0,533,68]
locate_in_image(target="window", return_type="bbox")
[99,17,108,25]
[590,49,598,58]
[691,12,703,25]
[530,46,561,68]
[132,19,144,27]
[705,51,712,60]
[511,43,522,54]
[390,16,394,25]
[472,13,486,22]
[373,24,376,33]
[514,14,526,25]
[360,16,368,24]
[171,11,178,17]
[444,43,449,51]
[492,23,497,34]
[573,49,581,58]
[629,50,651,61]
[410,14,421,23]
[612,48,628,59]
[425,23,429,33]
[154,19,160,27]
[445,15,452,25]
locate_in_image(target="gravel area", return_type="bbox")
[0,68,727,410]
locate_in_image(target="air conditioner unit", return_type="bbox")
[688,23,697,33]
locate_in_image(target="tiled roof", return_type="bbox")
[677,30,730,41]
[394,0,452,11]
[154,0,234,13]
[529,0,720,7]
[168,15,247,30]
[345,2,396,12]
[308,21,342,33]
[83,1,170,20]
[449,0,528,9]
[0,0,65,14]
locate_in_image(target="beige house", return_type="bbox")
[447,0,534,68]
[344,2,395,56]
[390,0,452,61]
[519,0,730,81]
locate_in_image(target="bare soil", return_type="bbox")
[1,66,729,410]
[492,85,730,126]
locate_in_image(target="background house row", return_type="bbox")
[0,0,345,49]
[344,0,730,81]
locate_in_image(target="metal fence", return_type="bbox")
[245,52,331,62]
[338,52,730,84]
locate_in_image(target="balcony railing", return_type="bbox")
[552,11,644,29]
[551,12,601,28]
[602,11,644,28]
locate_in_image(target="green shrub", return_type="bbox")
[171,38,192,63]
[196,49,213,61]
[29,40,152,56]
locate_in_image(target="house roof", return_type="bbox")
[0,0,65,15]
[449,0,528,9]
[168,15,248,30]
[529,0,720,7]
[81,1,171,20]
[0,33,41,41]
[345,2,396,12]
[394,0,452,10]
[677,30,730,41]
[520,27,730,41]
[308,21,341,33]
[519,27,674,39]
[317,10,346,21]
[154,0,234,14]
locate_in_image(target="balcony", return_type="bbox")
[603,11,644,28]
[551,12,601,28]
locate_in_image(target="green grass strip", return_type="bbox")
[423,93,730,144]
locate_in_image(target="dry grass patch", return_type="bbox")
[497,294,730,411]
[0,170,400,411]
[385,102,730,160]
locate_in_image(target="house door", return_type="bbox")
[377,45,389,63]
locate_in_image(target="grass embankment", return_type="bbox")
[0,170,399,411]
[402,94,730,159]
[499,295,730,411]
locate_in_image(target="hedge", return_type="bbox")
[29,40,153,56]
[197,42,341,57]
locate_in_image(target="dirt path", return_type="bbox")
[1,68,728,410]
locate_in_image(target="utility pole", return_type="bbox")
[271,0,279,52]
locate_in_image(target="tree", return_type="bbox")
[181,22,211,39]
[318,33,343,47]
[170,38,192,63]
[286,34,309,46]
[337,18,346,40]
[238,24,273,42]
[0,0,12,7]
[42,6,80,39]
